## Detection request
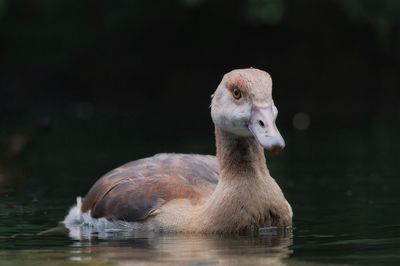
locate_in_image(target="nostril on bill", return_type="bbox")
[258,120,265,128]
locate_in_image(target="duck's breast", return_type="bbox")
[81,153,219,222]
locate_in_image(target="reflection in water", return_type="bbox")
[67,231,293,265]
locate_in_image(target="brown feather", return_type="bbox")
[81,153,219,221]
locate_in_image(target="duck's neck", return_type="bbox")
[215,127,269,180]
[192,128,279,233]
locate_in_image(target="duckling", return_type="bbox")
[64,68,292,234]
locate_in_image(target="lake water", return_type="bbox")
[1,115,399,265]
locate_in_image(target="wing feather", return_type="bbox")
[81,153,219,221]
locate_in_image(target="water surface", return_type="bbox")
[1,118,399,265]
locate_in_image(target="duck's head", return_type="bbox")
[211,68,285,153]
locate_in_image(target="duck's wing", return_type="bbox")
[81,153,219,222]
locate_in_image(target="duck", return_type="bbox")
[64,68,292,234]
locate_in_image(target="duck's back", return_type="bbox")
[81,153,219,222]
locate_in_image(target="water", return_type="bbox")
[1,113,399,265]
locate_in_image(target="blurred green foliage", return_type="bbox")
[0,0,399,127]
[245,0,286,25]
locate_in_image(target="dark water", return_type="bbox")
[1,115,399,265]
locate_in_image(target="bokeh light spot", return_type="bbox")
[293,112,310,130]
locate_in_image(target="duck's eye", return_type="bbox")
[232,88,242,99]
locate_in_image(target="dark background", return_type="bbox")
[0,0,399,198]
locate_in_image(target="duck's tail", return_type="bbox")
[63,196,83,228]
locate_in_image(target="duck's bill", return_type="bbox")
[248,106,285,153]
